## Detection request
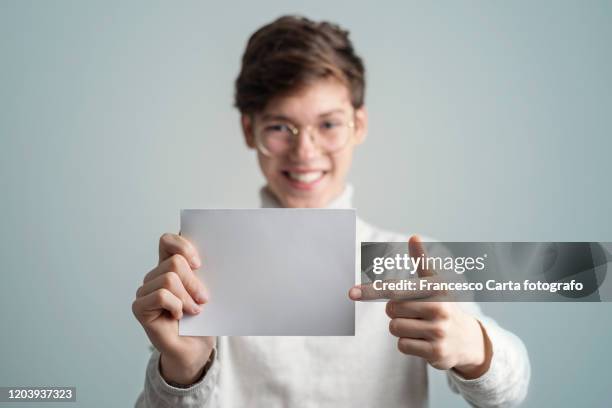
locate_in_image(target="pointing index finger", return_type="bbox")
[349,280,438,301]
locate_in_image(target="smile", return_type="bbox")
[281,170,327,189]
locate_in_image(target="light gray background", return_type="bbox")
[1,1,610,406]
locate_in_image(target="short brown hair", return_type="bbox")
[234,15,365,114]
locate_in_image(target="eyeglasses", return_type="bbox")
[253,115,355,157]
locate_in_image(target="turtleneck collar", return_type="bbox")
[259,184,354,209]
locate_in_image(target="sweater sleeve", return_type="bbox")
[445,302,531,407]
[134,348,220,408]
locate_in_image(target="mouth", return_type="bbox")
[281,170,328,190]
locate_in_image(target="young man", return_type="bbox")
[133,15,530,407]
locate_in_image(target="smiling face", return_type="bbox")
[242,78,367,208]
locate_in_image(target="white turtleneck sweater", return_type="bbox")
[136,186,530,407]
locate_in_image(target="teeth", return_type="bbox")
[287,171,324,183]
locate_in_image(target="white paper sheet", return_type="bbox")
[179,209,356,336]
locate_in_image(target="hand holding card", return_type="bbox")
[132,233,215,385]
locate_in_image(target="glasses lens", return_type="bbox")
[257,123,293,156]
[316,119,352,152]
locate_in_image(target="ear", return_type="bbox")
[353,106,368,145]
[241,114,256,149]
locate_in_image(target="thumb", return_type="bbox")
[409,235,436,277]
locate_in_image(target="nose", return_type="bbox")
[290,127,319,160]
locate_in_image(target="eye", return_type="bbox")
[320,120,341,130]
[264,123,292,133]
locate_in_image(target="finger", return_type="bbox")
[386,298,448,320]
[348,286,363,300]
[159,233,201,269]
[137,272,202,315]
[144,254,208,304]
[134,288,183,321]
[389,318,437,340]
[409,235,435,277]
[352,282,433,301]
[397,337,433,360]
[351,280,437,301]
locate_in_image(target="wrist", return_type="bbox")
[159,349,214,386]
[453,319,493,379]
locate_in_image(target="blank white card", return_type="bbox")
[179,209,356,336]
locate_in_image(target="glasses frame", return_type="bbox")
[252,113,356,157]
